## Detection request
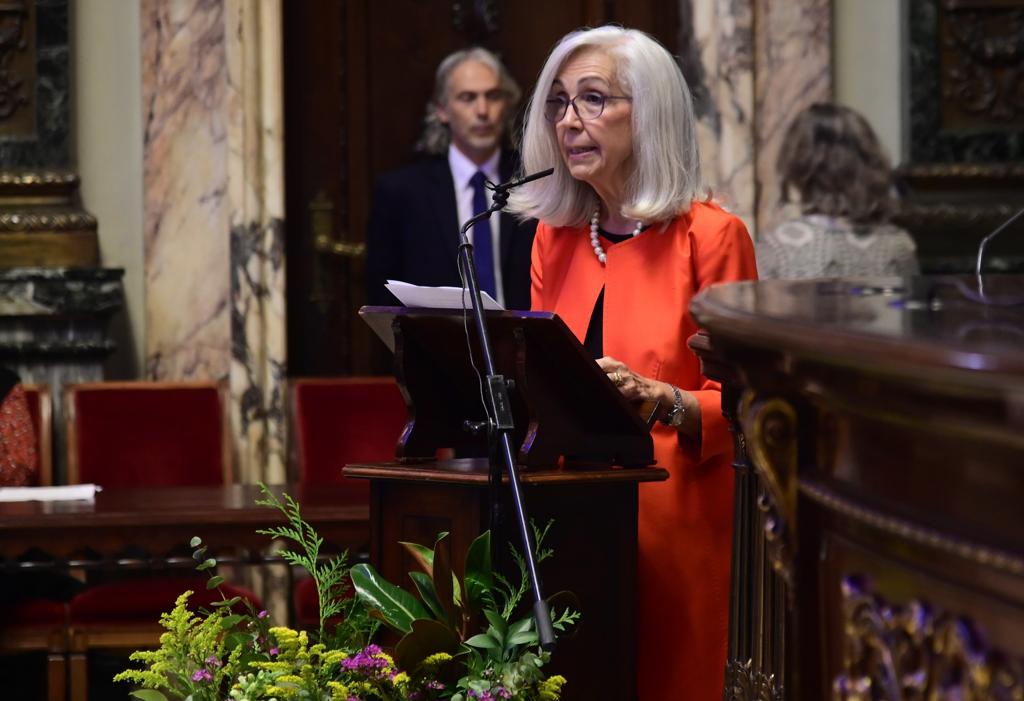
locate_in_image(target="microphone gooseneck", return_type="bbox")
[489,167,556,194]
[976,206,1024,277]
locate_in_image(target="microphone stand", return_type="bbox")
[457,169,555,650]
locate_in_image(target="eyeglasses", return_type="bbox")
[543,91,632,123]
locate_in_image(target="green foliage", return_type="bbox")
[255,483,378,648]
[112,591,249,701]
[351,522,578,701]
[115,488,574,701]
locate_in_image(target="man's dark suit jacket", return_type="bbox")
[365,152,537,310]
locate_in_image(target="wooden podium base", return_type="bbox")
[345,458,668,701]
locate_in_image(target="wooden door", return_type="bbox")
[284,0,680,377]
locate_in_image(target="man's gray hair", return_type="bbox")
[415,47,522,155]
[507,26,704,227]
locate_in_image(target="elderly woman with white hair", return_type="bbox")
[507,26,757,699]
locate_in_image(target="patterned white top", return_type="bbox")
[756,213,919,279]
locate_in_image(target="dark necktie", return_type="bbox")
[470,171,496,298]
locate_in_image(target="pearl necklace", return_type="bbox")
[590,209,643,264]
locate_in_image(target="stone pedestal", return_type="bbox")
[0,267,123,482]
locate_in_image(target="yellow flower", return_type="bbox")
[392,671,410,686]
[423,652,454,666]
[539,674,567,701]
[322,650,347,665]
[326,680,350,701]
[251,661,292,672]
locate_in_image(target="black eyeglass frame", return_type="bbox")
[543,93,633,123]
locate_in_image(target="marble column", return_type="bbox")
[141,0,285,483]
[686,0,758,232]
[679,0,832,236]
[753,0,833,234]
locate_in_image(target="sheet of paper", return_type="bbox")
[385,280,504,311]
[0,484,101,502]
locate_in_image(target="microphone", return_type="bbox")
[466,168,554,228]
[975,205,1024,276]
[489,167,555,194]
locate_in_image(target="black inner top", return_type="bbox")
[583,229,636,359]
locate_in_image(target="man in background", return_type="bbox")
[365,47,536,309]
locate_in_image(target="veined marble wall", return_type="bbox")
[687,0,757,232]
[752,0,833,234]
[141,0,285,483]
[681,0,832,236]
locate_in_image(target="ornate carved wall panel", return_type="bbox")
[0,0,67,166]
[900,0,1024,274]
[0,0,35,137]
[909,0,1024,163]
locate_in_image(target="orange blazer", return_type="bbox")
[531,201,758,700]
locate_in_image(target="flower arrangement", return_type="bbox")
[114,485,577,701]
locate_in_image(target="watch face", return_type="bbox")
[668,410,685,428]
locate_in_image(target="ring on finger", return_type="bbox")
[611,371,623,386]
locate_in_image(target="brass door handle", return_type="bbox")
[309,191,365,258]
[314,234,365,257]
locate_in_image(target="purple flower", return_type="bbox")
[269,647,279,657]
[204,655,222,668]
[257,609,268,619]
[427,680,445,690]
[339,644,395,679]
[191,669,213,682]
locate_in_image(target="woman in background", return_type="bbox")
[757,102,919,278]
[508,26,757,699]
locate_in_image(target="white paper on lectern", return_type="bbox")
[0,484,101,502]
[385,280,504,310]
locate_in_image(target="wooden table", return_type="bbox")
[0,483,369,567]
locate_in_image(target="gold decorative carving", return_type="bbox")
[725,658,784,701]
[0,210,96,231]
[800,481,1024,577]
[834,576,1024,700]
[740,392,799,585]
[901,163,1024,180]
[0,169,99,267]
[0,170,80,187]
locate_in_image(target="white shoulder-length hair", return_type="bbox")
[507,26,703,227]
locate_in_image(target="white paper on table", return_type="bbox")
[0,484,101,502]
[385,279,504,311]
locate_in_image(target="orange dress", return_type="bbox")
[530,202,757,700]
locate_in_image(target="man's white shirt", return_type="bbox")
[448,144,505,308]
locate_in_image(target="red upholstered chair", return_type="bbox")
[0,384,70,701]
[290,376,407,490]
[288,377,407,628]
[64,380,231,487]
[61,381,260,700]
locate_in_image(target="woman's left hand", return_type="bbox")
[596,356,674,407]
[597,356,701,438]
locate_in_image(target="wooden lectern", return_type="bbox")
[347,307,668,701]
